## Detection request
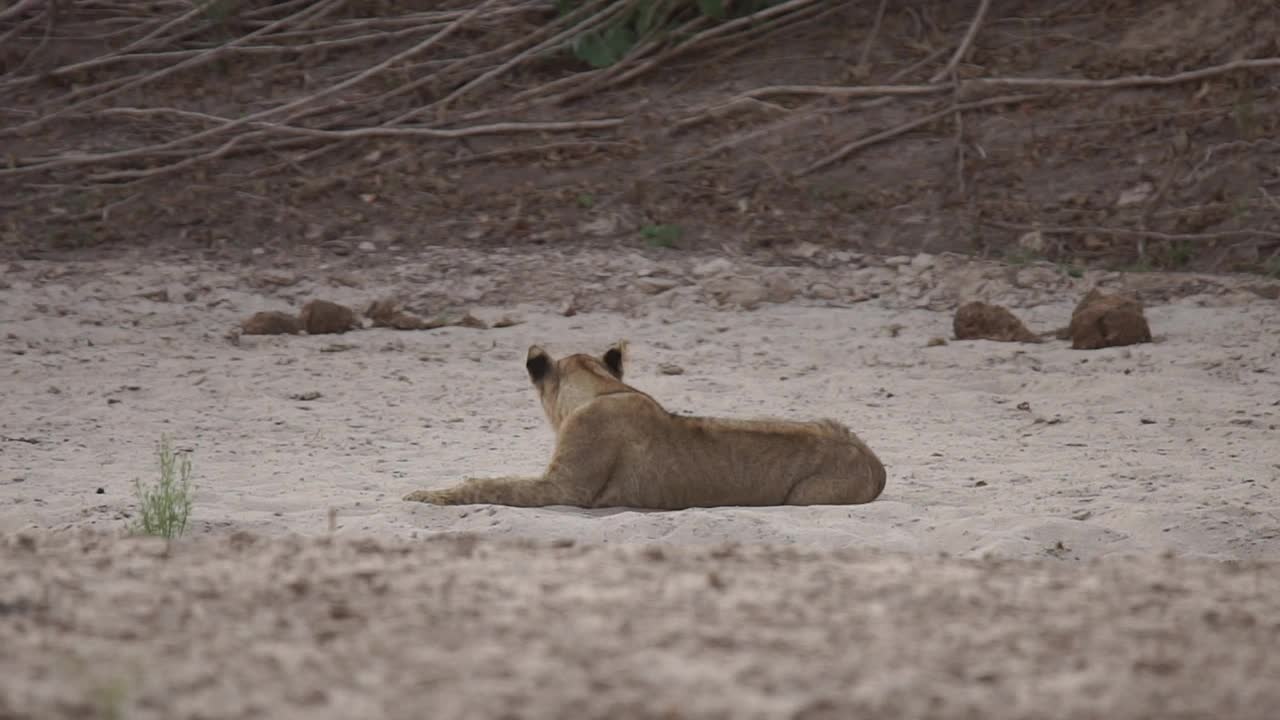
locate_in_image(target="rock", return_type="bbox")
[762,272,796,304]
[1014,266,1062,289]
[953,301,1041,343]
[579,214,622,237]
[300,300,359,335]
[1115,181,1155,208]
[365,298,403,327]
[808,282,840,301]
[1245,283,1280,301]
[692,258,734,277]
[624,253,658,276]
[910,253,936,271]
[241,311,302,336]
[704,275,768,310]
[454,312,488,330]
[366,298,478,331]
[560,296,579,317]
[1068,289,1152,350]
[367,298,434,330]
[658,363,685,376]
[636,277,681,295]
[1017,230,1045,254]
[884,255,912,267]
[785,241,822,260]
[251,273,298,288]
[358,241,376,252]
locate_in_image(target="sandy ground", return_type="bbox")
[2,247,1279,718]
[4,531,1279,720]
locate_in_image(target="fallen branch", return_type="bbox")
[965,57,1280,96]
[930,0,991,83]
[858,0,889,66]
[983,219,1280,242]
[799,93,1044,176]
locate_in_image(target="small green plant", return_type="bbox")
[576,192,595,209]
[91,678,130,720]
[1232,85,1258,139]
[1002,247,1038,266]
[641,223,681,247]
[557,0,784,69]
[131,436,194,539]
[1167,240,1194,268]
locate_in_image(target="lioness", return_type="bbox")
[403,342,886,509]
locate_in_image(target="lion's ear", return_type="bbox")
[602,340,627,380]
[526,345,553,383]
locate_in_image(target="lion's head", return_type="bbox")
[525,341,629,431]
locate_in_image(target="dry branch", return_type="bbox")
[930,0,991,83]
[983,220,1280,243]
[799,93,1044,177]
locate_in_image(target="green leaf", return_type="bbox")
[696,0,725,20]
[636,2,660,36]
[641,224,682,247]
[572,21,637,68]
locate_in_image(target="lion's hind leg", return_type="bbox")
[783,472,883,506]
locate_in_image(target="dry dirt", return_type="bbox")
[4,531,1279,720]
[2,0,1279,272]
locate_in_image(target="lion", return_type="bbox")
[402,342,886,509]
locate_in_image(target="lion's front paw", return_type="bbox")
[403,489,445,504]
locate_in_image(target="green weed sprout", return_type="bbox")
[131,436,194,539]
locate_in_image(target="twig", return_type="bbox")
[3,0,56,78]
[800,93,1044,176]
[0,4,46,54]
[2,0,345,134]
[858,0,889,66]
[983,219,1280,242]
[930,0,992,83]
[0,0,44,24]
[87,119,625,182]
[390,0,620,124]
[966,57,1280,95]
[743,83,947,101]
[952,70,966,197]
[1260,186,1280,212]
[443,140,633,166]
[554,0,822,105]
[0,0,503,176]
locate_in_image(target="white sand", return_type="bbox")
[2,248,1278,719]
[2,250,1277,561]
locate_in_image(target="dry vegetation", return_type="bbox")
[1,0,1279,273]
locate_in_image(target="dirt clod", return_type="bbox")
[366,298,436,330]
[1068,289,1152,350]
[300,300,359,335]
[241,311,301,336]
[953,302,1041,343]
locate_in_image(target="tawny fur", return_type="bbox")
[403,342,887,509]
